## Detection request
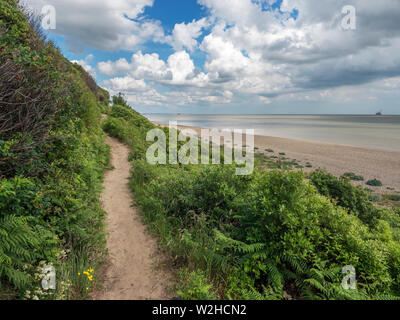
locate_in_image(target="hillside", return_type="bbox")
[0,0,109,299]
[2,0,400,301]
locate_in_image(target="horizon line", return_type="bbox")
[141,113,400,116]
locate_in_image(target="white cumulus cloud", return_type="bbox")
[25,0,164,52]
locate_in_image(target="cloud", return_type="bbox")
[25,0,164,52]
[98,50,206,85]
[198,0,280,30]
[100,50,236,108]
[166,18,210,52]
[167,51,196,83]
[103,76,149,92]
[201,32,250,79]
[193,0,400,98]
[131,52,172,81]
[45,0,400,112]
[98,58,132,77]
[97,51,171,80]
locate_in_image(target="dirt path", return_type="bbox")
[95,137,172,300]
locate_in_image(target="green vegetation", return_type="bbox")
[368,195,380,203]
[104,101,400,300]
[367,179,383,187]
[309,170,383,225]
[177,270,217,300]
[382,194,400,202]
[0,1,109,299]
[3,1,400,301]
[342,172,365,182]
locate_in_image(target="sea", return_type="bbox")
[144,114,400,152]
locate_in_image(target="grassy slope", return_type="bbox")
[104,103,400,300]
[0,0,110,299]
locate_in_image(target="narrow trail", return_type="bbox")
[95,137,172,300]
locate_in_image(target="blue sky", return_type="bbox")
[144,0,207,31]
[29,0,400,114]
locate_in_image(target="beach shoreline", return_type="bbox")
[152,121,400,194]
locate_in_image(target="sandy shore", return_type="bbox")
[153,122,400,194]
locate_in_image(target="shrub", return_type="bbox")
[309,170,381,225]
[0,177,45,217]
[110,104,137,121]
[383,194,400,202]
[229,170,397,298]
[368,194,380,202]
[0,46,70,176]
[367,179,383,187]
[342,172,365,181]
[177,270,216,300]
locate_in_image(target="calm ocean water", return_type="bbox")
[144,114,400,151]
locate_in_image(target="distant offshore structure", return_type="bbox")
[376,110,383,116]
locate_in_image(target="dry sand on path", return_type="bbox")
[95,137,172,300]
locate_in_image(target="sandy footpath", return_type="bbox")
[95,137,172,300]
[154,122,400,193]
